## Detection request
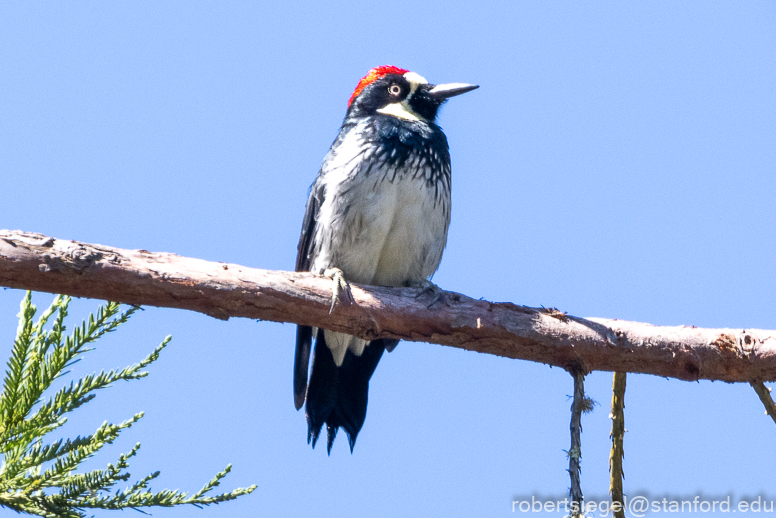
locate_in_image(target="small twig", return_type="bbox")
[750,381,776,425]
[568,368,585,517]
[609,372,626,518]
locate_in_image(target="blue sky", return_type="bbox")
[1,2,775,517]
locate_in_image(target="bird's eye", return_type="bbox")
[389,84,402,96]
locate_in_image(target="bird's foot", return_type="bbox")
[412,279,444,308]
[323,267,352,314]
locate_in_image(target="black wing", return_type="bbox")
[293,179,324,410]
[295,179,324,273]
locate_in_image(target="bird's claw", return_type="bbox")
[324,267,352,314]
[413,279,444,308]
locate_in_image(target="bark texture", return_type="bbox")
[2,229,776,383]
[568,370,585,516]
[609,372,626,518]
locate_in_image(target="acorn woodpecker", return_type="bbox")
[294,65,477,453]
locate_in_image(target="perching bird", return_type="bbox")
[293,65,477,453]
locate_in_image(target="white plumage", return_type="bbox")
[310,120,451,365]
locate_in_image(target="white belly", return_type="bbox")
[313,167,449,285]
[311,161,450,365]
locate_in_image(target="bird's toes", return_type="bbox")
[413,279,444,308]
[323,267,352,314]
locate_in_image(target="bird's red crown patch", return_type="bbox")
[348,65,409,107]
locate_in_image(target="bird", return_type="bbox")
[293,65,477,453]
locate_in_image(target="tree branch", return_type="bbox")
[568,369,585,516]
[2,229,776,383]
[609,372,626,518]
[750,382,776,425]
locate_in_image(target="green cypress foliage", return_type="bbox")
[0,292,256,516]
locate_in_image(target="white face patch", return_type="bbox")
[403,71,428,96]
[376,102,424,121]
[376,71,429,122]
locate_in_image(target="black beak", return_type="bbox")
[427,83,479,100]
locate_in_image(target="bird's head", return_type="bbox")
[346,65,478,123]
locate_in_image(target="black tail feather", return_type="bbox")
[304,330,397,453]
[293,326,313,410]
[305,330,338,448]
[334,337,386,452]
